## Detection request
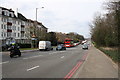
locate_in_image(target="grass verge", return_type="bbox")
[99,47,119,63]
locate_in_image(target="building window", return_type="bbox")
[4,33,6,37]
[9,13,12,17]
[7,32,12,37]
[7,25,11,29]
[14,26,16,30]
[14,33,16,37]
[2,18,7,22]
[18,27,20,31]
[18,21,19,25]
[13,20,16,24]
[2,18,4,22]
[18,33,20,37]
[4,11,7,15]
[1,32,3,37]
[4,18,6,22]
[8,18,12,23]
[21,27,25,31]
[1,24,3,29]
[2,11,5,15]
[16,21,17,24]
[6,11,9,16]
[4,25,6,29]
[18,21,21,25]
[21,33,24,37]
[12,26,16,30]
[9,12,14,17]
[5,18,7,22]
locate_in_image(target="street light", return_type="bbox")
[36,7,44,21]
[31,7,44,48]
[36,8,38,21]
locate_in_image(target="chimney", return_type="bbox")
[15,8,18,17]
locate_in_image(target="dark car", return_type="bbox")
[56,44,66,51]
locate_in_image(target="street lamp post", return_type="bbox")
[31,7,44,48]
[36,8,38,21]
[36,7,44,21]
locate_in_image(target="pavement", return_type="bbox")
[73,44,118,78]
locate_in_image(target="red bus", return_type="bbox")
[64,38,74,47]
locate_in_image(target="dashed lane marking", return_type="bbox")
[0,61,9,64]
[61,56,64,58]
[27,66,39,71]
[23,55,43,59]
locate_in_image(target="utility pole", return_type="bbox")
[36,7,44,21]
[32,7,44,48]
[36,8,38,21]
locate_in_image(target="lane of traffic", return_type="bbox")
[2,44,85,65]
[3,45,87,78]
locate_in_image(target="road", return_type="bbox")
[2,45,89,78]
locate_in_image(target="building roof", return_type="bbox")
[17,13,27,21]
[34,21,48,29]
[0,6,17,18]
[0,6,14,13]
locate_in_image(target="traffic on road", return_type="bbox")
[1,40,90,78]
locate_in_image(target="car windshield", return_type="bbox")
[83,43,88,46]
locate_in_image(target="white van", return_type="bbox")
[39,41,53,51]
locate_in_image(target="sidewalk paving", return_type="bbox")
[73,45,118,78]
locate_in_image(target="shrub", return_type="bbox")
[17,43,31,48]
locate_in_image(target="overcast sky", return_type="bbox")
[0,0,107,38]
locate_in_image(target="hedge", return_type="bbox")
[17,43,31,48]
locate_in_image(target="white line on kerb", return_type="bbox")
[27,66,39,71]
[61,56,64,58]
[23,55,43,59]
[0,61,9,64]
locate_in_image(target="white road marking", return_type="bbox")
[23,55,43,59]
[27,66,39,71]
[61,56,64,58]
[0,61,9,64]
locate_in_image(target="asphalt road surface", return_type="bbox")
[2,45,89,78]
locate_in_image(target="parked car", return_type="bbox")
[82,43,88,50]
[56,44,66,51]
[39,41,53,51]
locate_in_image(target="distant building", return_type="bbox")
[0,7,48,45]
